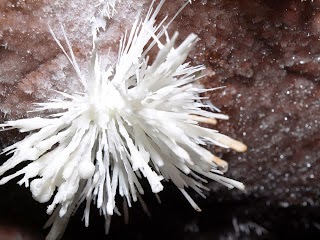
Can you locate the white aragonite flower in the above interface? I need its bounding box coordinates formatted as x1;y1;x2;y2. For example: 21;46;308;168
0;0;246;239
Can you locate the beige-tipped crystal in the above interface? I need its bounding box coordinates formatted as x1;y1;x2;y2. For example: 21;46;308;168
189;115;217;125
230;139;247;152
214;134;247;152
212;156;228;173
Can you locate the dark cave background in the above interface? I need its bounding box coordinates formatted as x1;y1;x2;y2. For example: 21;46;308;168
0;154;319;240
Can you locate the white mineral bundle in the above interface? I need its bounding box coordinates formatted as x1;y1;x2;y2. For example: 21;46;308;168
0;1;246;239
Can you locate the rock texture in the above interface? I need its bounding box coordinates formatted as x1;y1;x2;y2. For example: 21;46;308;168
166;0;320;207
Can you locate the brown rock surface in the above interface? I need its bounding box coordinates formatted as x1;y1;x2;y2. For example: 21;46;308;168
171;0;320;206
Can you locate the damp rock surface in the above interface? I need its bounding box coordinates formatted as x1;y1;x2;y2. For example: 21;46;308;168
164;0;320;206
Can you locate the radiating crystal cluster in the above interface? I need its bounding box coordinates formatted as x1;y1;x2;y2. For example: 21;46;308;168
0;1;246;239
